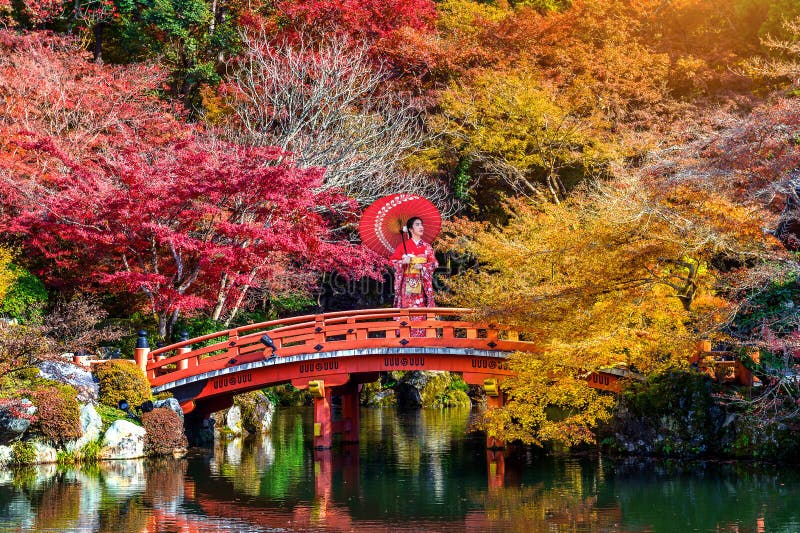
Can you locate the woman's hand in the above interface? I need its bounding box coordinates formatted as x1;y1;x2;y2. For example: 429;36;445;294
401;254;413;264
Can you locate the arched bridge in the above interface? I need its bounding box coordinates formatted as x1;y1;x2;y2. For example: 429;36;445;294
137;308;629;448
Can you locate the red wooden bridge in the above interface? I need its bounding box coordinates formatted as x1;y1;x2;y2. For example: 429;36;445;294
136;307;629;448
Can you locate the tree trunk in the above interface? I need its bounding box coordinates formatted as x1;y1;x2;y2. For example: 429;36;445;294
211;273;229;321
158;313;167;341
93;23;105;63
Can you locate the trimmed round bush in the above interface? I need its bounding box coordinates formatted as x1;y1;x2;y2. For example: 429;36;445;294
142;408;187;456
32;385;81;445
94;360;151;409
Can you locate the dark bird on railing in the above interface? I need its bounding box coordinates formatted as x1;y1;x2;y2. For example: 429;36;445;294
260;333;277;358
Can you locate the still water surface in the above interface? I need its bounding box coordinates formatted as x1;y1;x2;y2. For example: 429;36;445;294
1;407;800;532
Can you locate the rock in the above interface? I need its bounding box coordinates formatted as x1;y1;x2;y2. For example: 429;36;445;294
99;420;146;460
32;440;58;464
79;404;103;443
233;391;275;434
0;399;36;444
154;398;184;423
395;383;422;409
0;445;12;466
225;405;243;436
361;380;396;406
37;361;99;404
65;404;103;453
252;394;275;434
402;370;434;390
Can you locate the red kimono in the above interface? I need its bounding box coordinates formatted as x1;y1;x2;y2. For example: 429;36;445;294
390;239;438;309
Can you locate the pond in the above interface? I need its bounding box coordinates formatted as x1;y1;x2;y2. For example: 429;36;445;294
1;406;799;532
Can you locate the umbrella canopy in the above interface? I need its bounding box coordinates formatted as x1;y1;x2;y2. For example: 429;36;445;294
359;194;442;257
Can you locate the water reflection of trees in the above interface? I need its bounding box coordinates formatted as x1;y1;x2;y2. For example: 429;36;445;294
210;411;307;500
6;412;800;532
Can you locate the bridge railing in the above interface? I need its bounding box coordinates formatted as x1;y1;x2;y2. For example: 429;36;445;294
146;307;535;387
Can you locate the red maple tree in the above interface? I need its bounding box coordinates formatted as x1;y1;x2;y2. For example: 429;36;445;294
3;136;382;339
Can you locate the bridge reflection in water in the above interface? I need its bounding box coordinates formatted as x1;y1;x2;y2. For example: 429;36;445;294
1;407;793;532
143;408;626;533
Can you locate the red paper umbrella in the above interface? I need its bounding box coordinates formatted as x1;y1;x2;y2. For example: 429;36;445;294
359;194;442;257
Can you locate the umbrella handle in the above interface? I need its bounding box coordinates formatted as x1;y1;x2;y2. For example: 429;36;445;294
400;227;408;255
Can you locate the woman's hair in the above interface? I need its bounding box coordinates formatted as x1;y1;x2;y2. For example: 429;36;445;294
405;217;422;232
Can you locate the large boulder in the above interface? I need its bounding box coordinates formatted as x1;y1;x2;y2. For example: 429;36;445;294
37;361;99;404
99;420;146;460
0;398;36;444
361;381;396;407
32;440;58;464
226;405;244;435
0;445;12;466
65;404;103;453
154;398;184;423
233;391;275;434
253;397;275;434
214;405;245;438
395;383;422;409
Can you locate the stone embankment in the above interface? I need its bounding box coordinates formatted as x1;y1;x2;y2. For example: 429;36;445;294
0;361;220;465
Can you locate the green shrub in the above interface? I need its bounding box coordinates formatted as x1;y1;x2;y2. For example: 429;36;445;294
142;408;187;456
268;384;311;406
0;264;47;323
153;391;173;401
94;403;135;430
56;448;79;465
80;439;101;463
94;360;151;409
432;389;472;408
15;367;40;380
32;385;81;445
11;440;36;465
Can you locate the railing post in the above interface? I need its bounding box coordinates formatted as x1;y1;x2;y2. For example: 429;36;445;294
134;330;150;375
178;330;191;371
72;351;89;368
425;313;436;338
398;309;411;338
314;315;325;347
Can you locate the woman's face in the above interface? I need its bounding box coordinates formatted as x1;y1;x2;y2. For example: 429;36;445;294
410;219;424;238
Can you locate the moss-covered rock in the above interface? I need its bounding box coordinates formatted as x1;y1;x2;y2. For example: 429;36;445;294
233;391;275;434
725;415;800;461
605;370;730;457
419;372;472;408
361;380;396;406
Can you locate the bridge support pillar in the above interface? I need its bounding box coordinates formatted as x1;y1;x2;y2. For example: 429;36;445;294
484;379;505;449
313;383;333;449
340;382;360;443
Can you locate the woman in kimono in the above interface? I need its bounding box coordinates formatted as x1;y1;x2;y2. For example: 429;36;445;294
390;217;438;336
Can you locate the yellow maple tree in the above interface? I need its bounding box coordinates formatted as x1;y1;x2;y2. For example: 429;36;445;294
440;174;776;446
0;247;17;305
